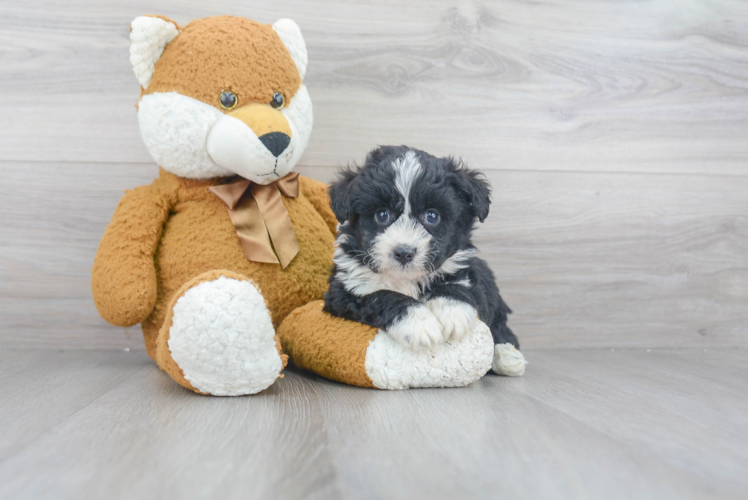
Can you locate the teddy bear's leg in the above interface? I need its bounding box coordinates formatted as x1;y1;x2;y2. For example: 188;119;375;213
277;301;495;390
155;270;287;396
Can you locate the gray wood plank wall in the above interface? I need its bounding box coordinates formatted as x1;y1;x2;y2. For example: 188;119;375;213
1;0;747;350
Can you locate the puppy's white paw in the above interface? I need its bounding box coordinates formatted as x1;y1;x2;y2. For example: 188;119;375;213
386;305;444;350
427;297;478;342
492;343;527;377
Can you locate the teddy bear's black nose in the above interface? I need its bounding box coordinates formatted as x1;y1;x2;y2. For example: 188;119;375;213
258;132;291;157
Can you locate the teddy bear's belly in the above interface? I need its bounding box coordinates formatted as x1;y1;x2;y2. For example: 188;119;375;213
145;195;335;345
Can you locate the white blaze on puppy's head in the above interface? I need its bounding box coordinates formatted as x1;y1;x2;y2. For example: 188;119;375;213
130;15;313;182
392;150;422;216
370;150;434;278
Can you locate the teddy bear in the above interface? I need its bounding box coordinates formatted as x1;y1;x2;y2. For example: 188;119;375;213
92;14;336;395
93;14;516;396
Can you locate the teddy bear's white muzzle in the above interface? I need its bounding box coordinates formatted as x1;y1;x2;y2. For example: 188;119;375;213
207;115;296;185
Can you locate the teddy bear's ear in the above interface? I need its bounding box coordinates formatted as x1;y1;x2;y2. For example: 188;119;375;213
272;19;308;79
130;15;180;89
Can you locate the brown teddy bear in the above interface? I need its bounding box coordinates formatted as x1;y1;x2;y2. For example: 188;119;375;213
93;14;508;396
93;15;337;395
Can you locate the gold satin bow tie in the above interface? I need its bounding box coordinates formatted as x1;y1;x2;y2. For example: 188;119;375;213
209;172;300;269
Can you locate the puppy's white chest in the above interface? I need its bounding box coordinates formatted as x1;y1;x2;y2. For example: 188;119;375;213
380;276;423;299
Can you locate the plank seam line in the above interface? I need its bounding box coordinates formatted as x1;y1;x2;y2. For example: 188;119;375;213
2;160;748;179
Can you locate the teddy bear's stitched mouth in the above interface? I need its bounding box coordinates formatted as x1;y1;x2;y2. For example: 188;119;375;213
256;158;281;178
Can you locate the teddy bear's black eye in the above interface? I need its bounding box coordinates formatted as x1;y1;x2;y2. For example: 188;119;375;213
219;91;237;110
375;209;390;224
423;210;440;225
270;92;285;109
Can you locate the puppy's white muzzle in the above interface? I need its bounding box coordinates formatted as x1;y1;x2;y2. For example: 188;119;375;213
373;216;433;278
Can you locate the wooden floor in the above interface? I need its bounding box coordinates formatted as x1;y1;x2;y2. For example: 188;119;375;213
0;347;746;500
1;1;747;498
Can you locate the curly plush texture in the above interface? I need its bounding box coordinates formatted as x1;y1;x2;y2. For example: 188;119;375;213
278;301;495;390
366;321;494;390
94;14;336;395
137;92;230;179
92;170;337;363
165;273;284;395
278;301;378;388
130;16;180;89
144;16;301;109
91;180;170;327
272;19;308;78
155;270;289;394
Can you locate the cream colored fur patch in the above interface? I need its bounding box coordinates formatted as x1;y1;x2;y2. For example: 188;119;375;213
492;343;527;377
168;276;282;395
365;320;494;390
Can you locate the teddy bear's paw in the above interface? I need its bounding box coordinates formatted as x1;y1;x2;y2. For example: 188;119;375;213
386;304;444;351
426;297;478;343
167;276;283;396
492;343;527;377
366;320;495;390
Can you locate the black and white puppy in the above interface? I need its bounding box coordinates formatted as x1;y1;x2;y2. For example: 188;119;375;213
324;146;525;375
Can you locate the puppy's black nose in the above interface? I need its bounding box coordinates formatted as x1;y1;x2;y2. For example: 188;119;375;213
258;132;291;157
392;246;416;265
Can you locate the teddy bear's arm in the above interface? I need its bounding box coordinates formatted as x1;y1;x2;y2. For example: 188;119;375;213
299;176;338;236
91;183;173;327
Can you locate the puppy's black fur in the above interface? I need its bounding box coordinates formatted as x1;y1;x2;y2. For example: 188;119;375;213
323;145;519;349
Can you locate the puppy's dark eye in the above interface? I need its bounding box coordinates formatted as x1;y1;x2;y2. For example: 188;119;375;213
219;91;238;110
423;210;440;225
270;92;285;109
375;209;390;224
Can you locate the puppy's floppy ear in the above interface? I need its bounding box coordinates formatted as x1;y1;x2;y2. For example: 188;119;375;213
328;168;359;223
452;164;492;222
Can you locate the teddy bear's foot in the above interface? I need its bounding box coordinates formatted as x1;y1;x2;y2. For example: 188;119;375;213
278;301;495;390
156;270;286;396
491;343;527;377
365;321;495;390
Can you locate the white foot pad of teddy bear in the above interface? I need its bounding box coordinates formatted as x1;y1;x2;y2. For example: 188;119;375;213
364;321;495;390
168;276;283;396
